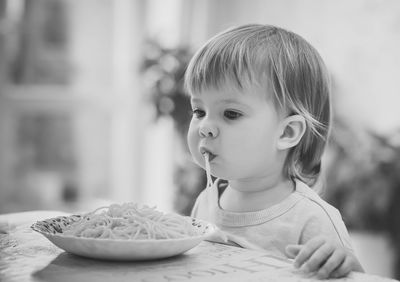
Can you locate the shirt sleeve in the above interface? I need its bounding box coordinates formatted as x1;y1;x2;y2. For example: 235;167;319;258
190;193;201;218
295;180;355;252
299;205;354;252
189;180;220;221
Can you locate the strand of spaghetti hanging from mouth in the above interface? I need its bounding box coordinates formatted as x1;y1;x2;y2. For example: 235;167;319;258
203;152;213;188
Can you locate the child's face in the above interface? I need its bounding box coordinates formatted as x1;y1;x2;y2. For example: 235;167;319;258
187;84;285;181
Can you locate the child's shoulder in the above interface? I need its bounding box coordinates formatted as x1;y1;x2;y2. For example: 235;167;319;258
294;179;343;223
295;180;334;206
293;179;353;248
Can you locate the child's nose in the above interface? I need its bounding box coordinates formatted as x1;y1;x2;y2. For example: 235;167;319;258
199;121;219;138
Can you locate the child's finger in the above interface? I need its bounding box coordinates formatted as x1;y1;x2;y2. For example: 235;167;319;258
316;249;346;279
294;237;325;268
285;244;302;258
300;242;335;273
330;256;354;278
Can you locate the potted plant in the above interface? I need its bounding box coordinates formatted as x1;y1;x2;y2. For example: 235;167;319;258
141;40;206;216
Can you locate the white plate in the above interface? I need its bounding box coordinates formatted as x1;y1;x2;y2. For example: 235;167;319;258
31;214;216;261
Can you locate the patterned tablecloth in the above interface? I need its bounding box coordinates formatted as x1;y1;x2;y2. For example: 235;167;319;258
0;211;398;282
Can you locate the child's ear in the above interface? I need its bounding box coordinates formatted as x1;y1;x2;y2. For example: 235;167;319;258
277;115;306;150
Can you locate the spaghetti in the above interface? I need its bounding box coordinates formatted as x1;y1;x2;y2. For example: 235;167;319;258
62;203;198;240
204;152;213;188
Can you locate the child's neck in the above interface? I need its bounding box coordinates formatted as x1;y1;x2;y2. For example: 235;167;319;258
219;176;295;212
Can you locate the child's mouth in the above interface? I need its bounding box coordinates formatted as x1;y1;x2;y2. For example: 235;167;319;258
200;148;216;161
206;153;216;162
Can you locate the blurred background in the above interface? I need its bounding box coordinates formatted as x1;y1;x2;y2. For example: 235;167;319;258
0;0;399;279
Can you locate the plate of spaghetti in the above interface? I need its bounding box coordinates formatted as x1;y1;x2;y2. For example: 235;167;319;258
31;203;216;260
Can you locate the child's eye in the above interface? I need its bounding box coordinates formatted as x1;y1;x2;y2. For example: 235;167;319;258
192;109;205;118
224;110;242;120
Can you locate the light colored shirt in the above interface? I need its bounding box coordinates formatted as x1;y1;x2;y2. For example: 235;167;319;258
191;178;354;259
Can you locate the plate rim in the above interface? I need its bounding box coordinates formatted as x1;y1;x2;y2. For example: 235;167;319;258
31;215;216;243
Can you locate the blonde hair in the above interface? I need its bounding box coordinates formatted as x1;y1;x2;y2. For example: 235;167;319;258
185;24;331;187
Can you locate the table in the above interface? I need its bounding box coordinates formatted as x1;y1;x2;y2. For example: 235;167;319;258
0;211;398;282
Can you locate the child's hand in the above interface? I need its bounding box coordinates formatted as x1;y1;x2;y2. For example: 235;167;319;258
286;236;364;279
